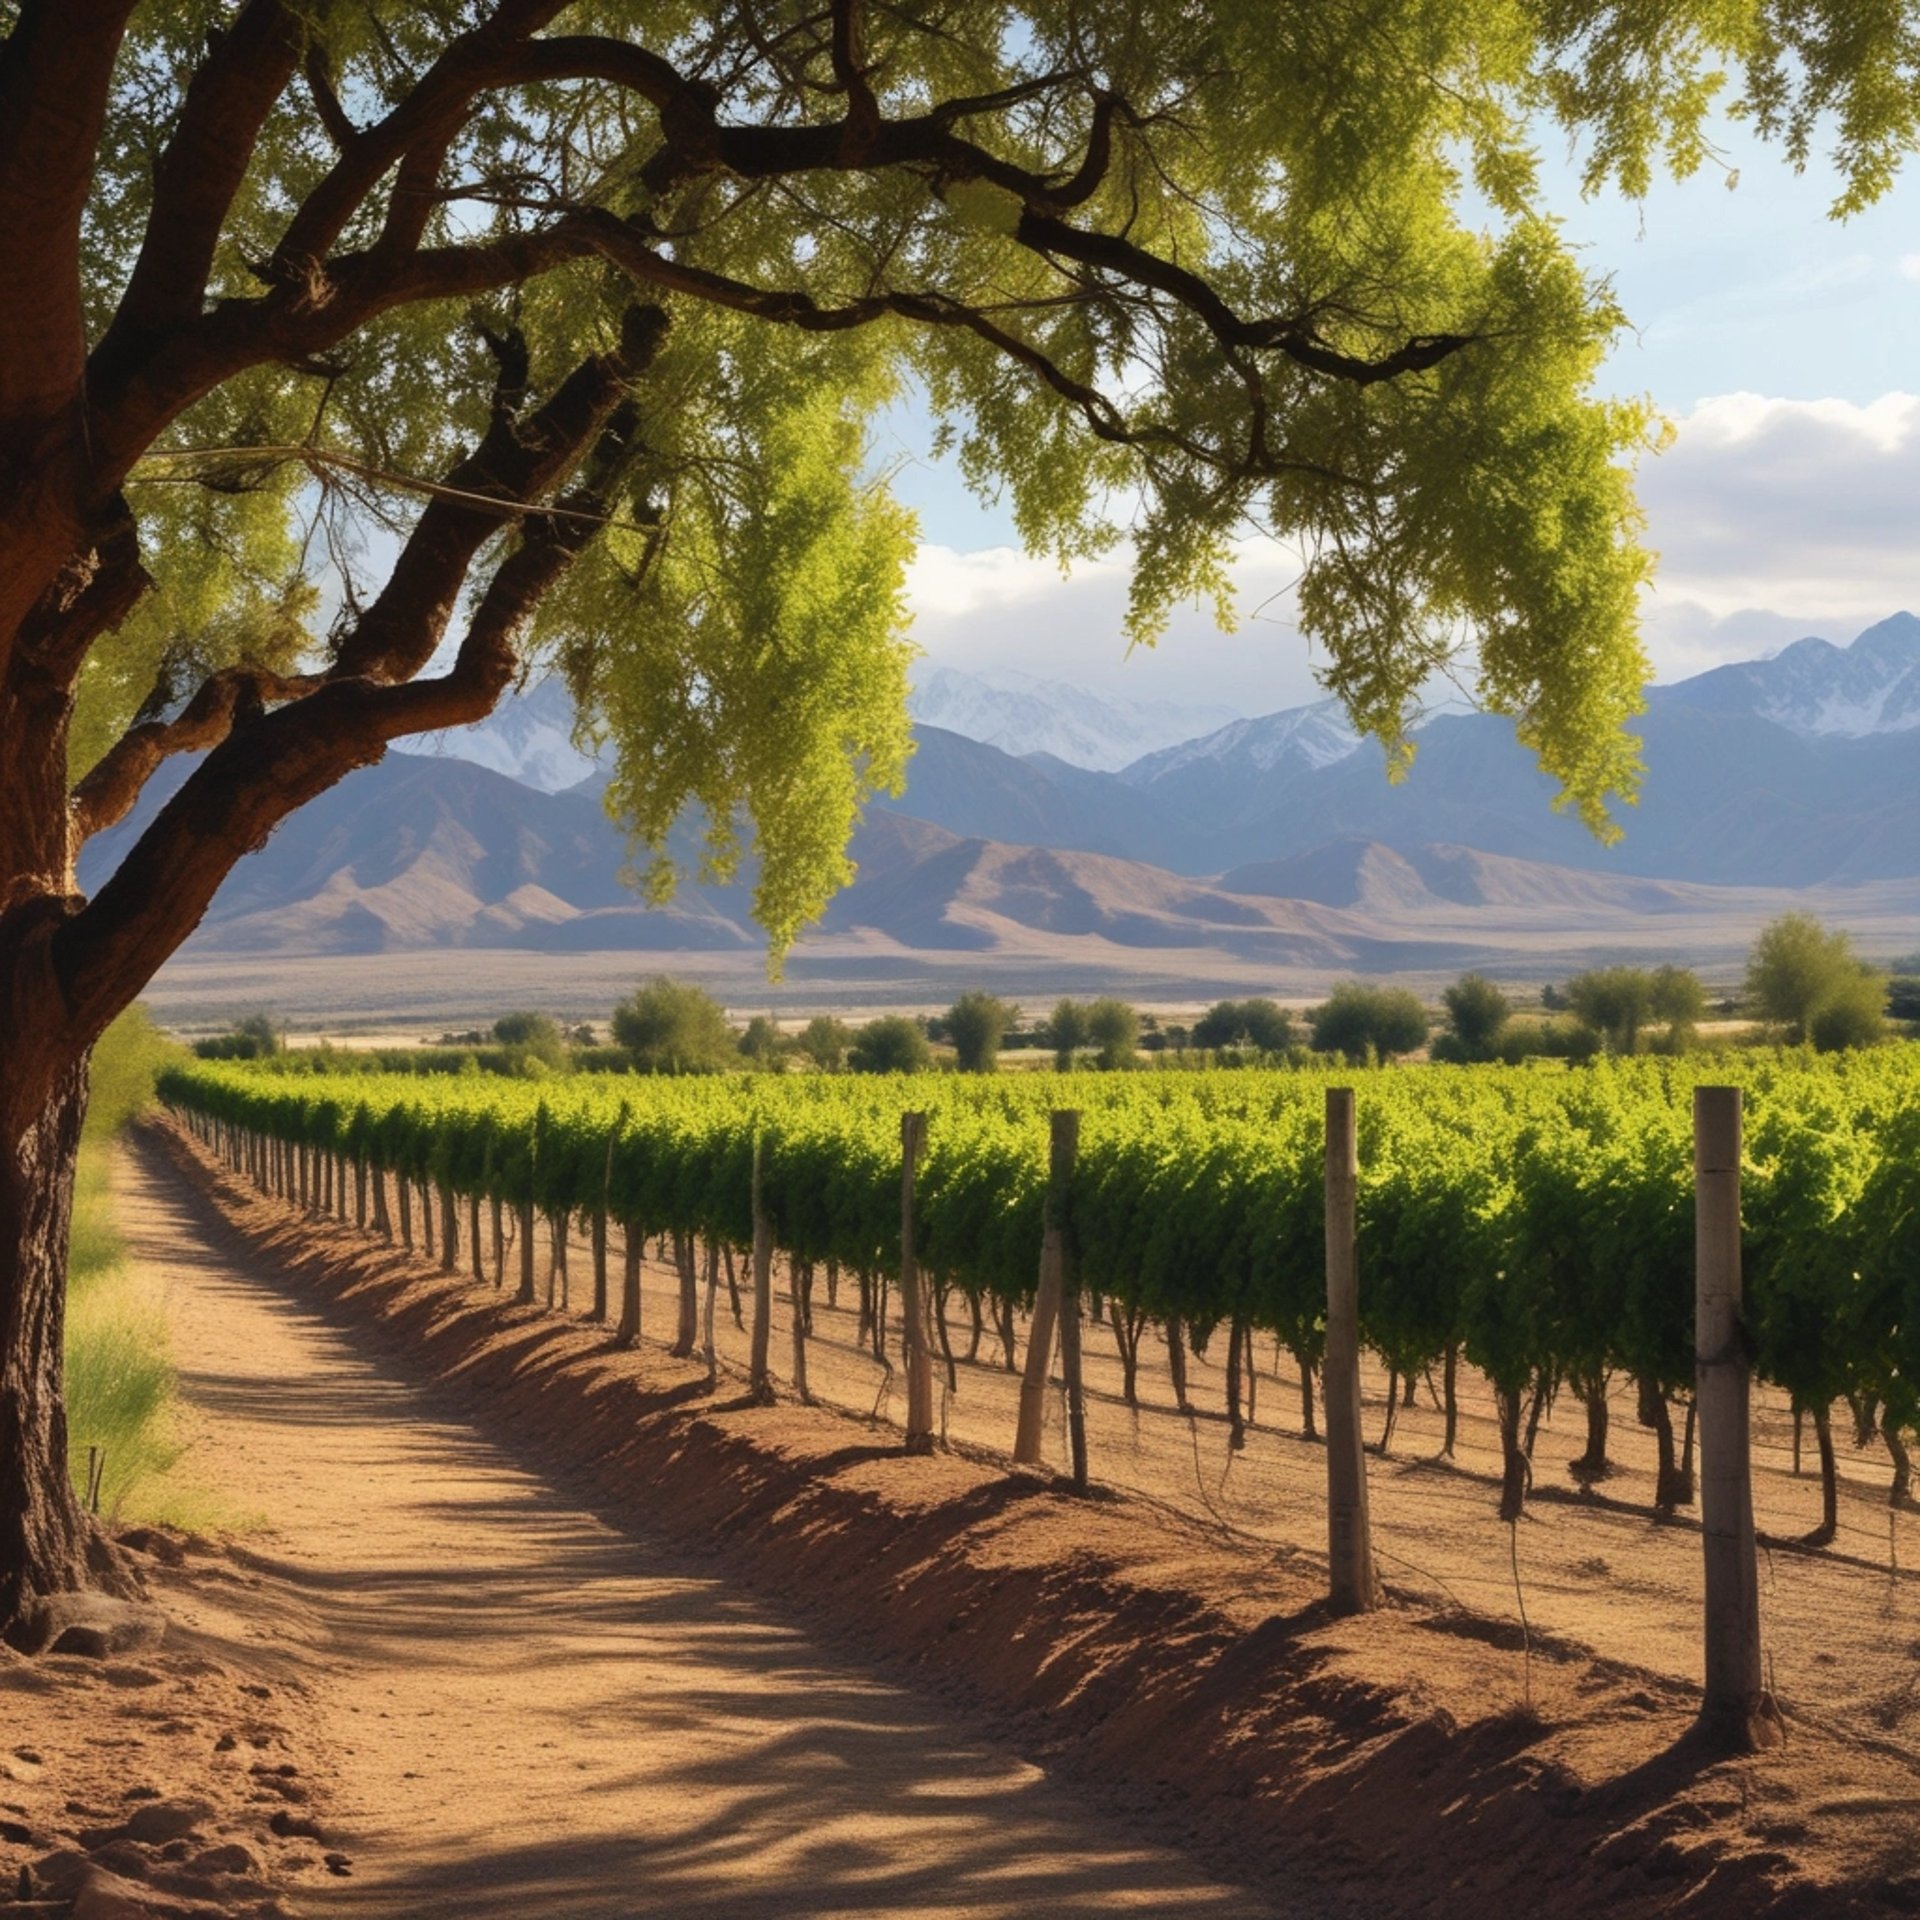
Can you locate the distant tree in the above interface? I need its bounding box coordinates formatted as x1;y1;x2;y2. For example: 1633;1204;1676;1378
1436;974;1510;1062
1809;972;1887;1052
849;1016;934;1075
1048;1000;1092;1071
1541;982;1569;1011
738;1016;788;1070
1748;913;1885;1049
1499;1017;1602;1065
193;1013;281;1062
612;978;736;1075
946;992;1018;1074
1310;984;1430;1063
1086;998;1141;1071
1648;965;1708;1048
1564;966;1655;1054
491;1011;567;1067
795;1015;853;1074
1193;998;1296;1055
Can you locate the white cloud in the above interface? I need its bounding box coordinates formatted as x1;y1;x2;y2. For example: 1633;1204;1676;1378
1899;254;1920;283
1638;390;1920;674
903;389;1920;716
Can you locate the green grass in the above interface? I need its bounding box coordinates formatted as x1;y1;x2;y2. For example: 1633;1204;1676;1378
61;1007;240;1531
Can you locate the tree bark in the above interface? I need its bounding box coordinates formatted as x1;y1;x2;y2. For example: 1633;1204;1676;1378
1166;1316;1191;1414
670;1231;697;1358
1888;1422;1914;1509
1802;1400;1839;1548
1496;1386;1531;1522
1569;1372;1612;1484
616;1224;643;1348
1440;1342;1457;1457
0;1056;107;1637
1639;1376;1683;1516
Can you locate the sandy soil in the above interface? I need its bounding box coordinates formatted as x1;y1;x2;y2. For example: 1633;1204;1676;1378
615;1233;1920;1755
110;1133;1302;1919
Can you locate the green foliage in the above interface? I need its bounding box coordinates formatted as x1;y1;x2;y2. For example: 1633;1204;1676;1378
1084;999;1141;1072
1046;1001;1092;1072
1561;963;1707;1053
1310;985;1430;1063
946;992;1018;1074
1436;974;1511;1062
795;1015;854;1074
1192;999;1297;1055
1748;913;1885;1049
849;1017;934;1076
163;1044;1920;1465
610;977;736;1074
738;1016;789;1070
85;1006;181;1141
72;0;1877;981
192;1014;280;1062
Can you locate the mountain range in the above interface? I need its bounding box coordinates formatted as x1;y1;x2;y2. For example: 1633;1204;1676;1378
85;614;1920;987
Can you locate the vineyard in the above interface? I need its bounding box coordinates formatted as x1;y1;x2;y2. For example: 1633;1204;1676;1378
159;1050;1920;1542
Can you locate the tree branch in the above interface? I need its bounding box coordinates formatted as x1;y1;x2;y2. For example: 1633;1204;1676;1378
94;1;306;368
68;664;325;844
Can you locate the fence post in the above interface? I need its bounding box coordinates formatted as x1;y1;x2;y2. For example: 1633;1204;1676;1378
1014;1111;1079;1468
1324;1087;1379;1614
900;1112;935;1453
749;1133;774;1403
1694;1086;1783;1749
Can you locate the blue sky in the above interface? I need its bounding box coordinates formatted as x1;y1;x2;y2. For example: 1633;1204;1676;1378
892;118;1920;713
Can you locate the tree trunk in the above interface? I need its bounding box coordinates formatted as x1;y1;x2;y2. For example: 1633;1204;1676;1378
1111;1299;1140;1407
1638;1375;1682;1515
1887;1422;1914;1509
1440;1343;1457;1457
749;1140;774;1405
1803;1400;1839;1548
995;1298;1017;1371
1569;1373;1612;1483
590;1209;609;1324
438;1183;458;1273
1226;1312;1248;1451
1166;1316;1191;1414
701;1239;720;1387
1496;1386;1530;1522
967;1291;984;1363
517;1199;536;1305
724;1241;744;1331
670;1231;697;1358
468;1191;484;1283
616;1226;643;1347
398;1174;413;1251
491;1194;505;1287
0;1059;105;1637
1678;1397;1698;1506
1378;1364;1399;1457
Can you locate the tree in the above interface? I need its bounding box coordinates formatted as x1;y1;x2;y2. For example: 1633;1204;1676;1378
1085;999;1141;1071
794;1015;853;1074
611;978;735;1074
1436;974;1510;1062
492;1011;567;1067
1649;965;1708;1048
1048;1001;1092;1072
1192;998;1295;1055
1;0;1905;1639
946;992;1017;1074
1748;914;1885;1049
1564;966;1655;1053
191;1014;280;1061
738;1015;788;1069
1310;985;1430;1063
848;1016;933;1075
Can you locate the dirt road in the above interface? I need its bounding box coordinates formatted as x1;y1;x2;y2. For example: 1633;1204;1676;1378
119;1135;1296;1919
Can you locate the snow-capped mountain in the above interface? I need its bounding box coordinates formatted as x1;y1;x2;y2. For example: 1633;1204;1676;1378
410;673;599;793
1653;611;1920;737
1116;697;1362;786
907;664;1241;771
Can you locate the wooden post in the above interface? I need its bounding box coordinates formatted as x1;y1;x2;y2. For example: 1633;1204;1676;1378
900;1112;934;1453
1014;1111;1079;1468
1694;1087;1783;1749
749;1136;775;1401
1324;1088;1379;1614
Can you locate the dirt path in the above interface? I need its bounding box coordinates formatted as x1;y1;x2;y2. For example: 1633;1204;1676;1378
118;1136;1298;1919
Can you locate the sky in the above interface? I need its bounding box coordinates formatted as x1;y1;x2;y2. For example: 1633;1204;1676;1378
886;117;1920;715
